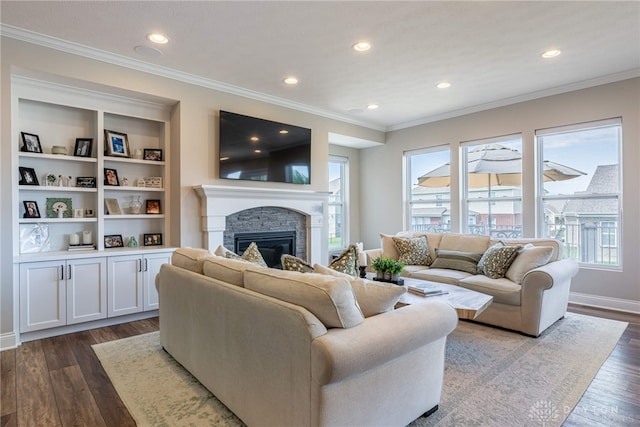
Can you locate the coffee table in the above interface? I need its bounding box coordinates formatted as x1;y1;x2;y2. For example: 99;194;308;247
394;277;493;320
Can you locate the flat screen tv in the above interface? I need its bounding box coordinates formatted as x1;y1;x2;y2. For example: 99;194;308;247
219;110;311;184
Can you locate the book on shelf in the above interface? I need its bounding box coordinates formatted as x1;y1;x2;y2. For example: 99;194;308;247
68;244;95;251
407;282;449;297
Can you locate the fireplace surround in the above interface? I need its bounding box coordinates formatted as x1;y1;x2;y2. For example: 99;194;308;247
194;185;330;265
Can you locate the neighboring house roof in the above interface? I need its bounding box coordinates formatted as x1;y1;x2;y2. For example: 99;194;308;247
563;164;619;215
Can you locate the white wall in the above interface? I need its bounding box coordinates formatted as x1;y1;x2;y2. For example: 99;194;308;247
0;37;384;338
359;78;640;312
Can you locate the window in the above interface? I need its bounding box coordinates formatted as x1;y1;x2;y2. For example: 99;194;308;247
328;156;347;250
461;135;523;238
536;118;621;266
405;147;451;233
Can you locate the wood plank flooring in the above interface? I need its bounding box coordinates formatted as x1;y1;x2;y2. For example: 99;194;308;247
1;308;638;426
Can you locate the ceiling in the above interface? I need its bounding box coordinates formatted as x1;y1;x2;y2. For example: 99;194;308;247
1;1;639;131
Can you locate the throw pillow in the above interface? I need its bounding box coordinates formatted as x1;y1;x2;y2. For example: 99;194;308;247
505;244;554;284
392;236;433;266
328;244;359;277
225;242;268;267
244;268;364;328
477;242;522;279
430;248;483;274
281;254;313;273
202;256;258;286
171;247;212;274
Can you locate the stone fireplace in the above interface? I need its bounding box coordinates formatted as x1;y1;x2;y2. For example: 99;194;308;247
194;185;330;265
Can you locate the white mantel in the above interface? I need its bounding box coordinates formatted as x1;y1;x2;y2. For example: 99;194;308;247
194;185;330;265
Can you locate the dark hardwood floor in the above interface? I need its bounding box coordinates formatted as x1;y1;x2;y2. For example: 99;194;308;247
1;307;638;426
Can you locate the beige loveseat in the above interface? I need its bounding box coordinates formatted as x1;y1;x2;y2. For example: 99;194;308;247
157;248;458;427
365;232;579;337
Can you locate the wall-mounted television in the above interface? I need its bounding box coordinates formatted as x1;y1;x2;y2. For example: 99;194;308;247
219;110;311;184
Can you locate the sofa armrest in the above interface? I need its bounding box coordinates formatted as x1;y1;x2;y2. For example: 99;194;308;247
521;258;579;294
364;248;382;272
311;301;457;385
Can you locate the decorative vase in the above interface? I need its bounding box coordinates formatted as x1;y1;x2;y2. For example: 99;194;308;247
391;273;399;282
376;271;384;280
384;271;392;280
127;236;138;247
130;196;142;214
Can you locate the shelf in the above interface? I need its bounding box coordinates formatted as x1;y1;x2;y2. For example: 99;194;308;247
19;217;98;224
103;156;165;166
19;185;97;193
19;152;97;163
104;214;165;220
103;186;164;192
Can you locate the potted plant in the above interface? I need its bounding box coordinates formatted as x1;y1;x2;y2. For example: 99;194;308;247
371;257;405;282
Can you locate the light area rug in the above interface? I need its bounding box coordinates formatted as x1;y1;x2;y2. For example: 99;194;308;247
92;313;627;427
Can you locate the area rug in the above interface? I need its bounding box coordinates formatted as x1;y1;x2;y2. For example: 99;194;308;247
92;313;627;427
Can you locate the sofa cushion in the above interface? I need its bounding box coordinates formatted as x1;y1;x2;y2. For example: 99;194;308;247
392;236;433;266
202;256;257;286
380;233;401;260
313;264;406;318
244;268;365;328
328;244;359;276
225;242;268;267
281;254;314;273
491;238;562;262
410;268;473;285
505;244;554;284
430;249;483;274
478;242;522;279
438;233;490;253
458;275;522;306
171;247;212;274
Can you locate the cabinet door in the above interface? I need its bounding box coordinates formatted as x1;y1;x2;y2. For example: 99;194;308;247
107;255;143;317
20;261;66;332
66;257;107;324
143;252;171;310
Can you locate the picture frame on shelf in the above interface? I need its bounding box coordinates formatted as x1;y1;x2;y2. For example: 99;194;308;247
144;233;163;246
20;132;42;153
104;234;124;248
76;176;96;188
104;130;130;158
85;209;95;217
143;148;163;161
45;198;73;219
144;176;162;188
73;138;93;157
23;201;41;218
104;168;120;186
104;198;122;215
145;199;161;214
19;167;39;186
73;208;84;218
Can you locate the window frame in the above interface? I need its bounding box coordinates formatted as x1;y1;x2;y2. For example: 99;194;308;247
328;155;348;250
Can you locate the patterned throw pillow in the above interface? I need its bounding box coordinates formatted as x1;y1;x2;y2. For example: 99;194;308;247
478;242;522;279
225;242;268;267
328;244;359;277
281;254;313;273
430;248;483;274
392;236;433;266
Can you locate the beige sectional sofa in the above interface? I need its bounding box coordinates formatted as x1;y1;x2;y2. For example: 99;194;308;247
365;232;579;337
157;248;458;427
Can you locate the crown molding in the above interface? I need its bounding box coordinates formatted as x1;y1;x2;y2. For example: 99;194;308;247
0;24;386;132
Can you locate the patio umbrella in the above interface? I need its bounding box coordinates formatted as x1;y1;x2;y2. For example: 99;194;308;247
417;144;585;188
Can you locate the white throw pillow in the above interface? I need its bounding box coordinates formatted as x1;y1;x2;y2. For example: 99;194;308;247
171;247;212;274
505;244;554;284
202;256;257;286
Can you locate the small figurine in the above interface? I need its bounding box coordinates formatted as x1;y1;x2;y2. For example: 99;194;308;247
122;177;129;186
58;175;64;187
127;236;138;247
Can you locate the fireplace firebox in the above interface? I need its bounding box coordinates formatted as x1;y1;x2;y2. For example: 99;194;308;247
234;231;296;269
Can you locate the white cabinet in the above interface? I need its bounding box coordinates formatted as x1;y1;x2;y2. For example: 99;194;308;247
20;257;107;332
142;251;171;310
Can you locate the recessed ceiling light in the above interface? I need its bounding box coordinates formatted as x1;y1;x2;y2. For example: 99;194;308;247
254;149;262;153
367;103;379;110
542;49;562;59
279;130;289;134
436;82;451;89
250;136;259;142
353;41;371;52
284;77;299;85
147;33;169;44
220;157;230;161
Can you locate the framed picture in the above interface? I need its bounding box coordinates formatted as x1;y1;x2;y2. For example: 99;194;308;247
145;199;161;214
21;132;42;153
144;176;163;188
143;148;163;161
23;201;41;218
104;198;122;215
85;209;95;217
46;198;73;218
144;233;163;246
73;208;84;218
104;130;130;158
104;168;120;186
104;234;124;248
74;138;93;157
76;176;96;188
18;167;39;186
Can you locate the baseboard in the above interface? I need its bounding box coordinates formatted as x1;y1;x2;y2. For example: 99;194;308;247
0;332;18;351
569;292;640;315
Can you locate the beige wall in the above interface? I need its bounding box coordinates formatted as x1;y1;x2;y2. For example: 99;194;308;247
360;78;640;310
0;37;383;337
